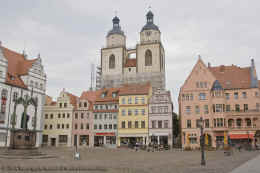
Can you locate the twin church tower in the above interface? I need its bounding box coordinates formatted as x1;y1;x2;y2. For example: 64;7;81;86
99;10;166;90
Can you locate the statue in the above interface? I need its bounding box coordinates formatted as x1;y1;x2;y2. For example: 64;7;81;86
20;112;30;130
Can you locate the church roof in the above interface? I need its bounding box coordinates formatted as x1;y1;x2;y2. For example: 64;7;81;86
124;59;136;67
141;10;160;32
1;46;37;88
107;16;125;37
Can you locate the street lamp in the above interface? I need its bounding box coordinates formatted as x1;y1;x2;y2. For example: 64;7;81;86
198;117;206;166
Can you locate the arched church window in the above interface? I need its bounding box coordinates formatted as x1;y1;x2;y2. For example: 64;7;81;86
109;54;115;69
145;49;152;66
1;89;8;115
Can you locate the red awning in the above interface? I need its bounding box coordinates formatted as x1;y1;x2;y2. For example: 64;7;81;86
229;134;254;139
95;132;115;136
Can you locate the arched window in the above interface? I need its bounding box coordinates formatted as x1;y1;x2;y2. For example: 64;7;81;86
145;49;152;66
1;89;8;116
109;54;115;69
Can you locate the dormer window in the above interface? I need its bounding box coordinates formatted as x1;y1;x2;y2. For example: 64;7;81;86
112;92;117;98
101;92;107;98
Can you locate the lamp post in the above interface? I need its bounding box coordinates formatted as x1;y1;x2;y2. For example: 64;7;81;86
199;117;206;166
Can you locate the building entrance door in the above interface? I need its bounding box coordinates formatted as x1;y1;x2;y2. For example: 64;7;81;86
51;138;56;146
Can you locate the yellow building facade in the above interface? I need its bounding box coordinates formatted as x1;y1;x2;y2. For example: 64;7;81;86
117;83;152;147
42;89;78;147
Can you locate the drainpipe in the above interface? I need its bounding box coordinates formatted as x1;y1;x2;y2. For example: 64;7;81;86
5;86;13;147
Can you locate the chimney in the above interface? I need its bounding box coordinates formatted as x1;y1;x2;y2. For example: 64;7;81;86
208;62;211;68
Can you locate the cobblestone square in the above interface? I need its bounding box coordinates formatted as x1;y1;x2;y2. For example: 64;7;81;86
0;148;259;173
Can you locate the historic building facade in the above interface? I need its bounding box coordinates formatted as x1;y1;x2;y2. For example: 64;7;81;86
100;10;165;91
179;57;260;149
72;91;96;147
117;83;152;147
93;88;119;148
0;43;46;147
42;89;78;147
148;89;173;146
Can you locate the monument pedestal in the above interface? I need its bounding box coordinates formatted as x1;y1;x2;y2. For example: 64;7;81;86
9;129;36;149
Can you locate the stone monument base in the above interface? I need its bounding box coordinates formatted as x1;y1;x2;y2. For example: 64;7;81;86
9;129;36;149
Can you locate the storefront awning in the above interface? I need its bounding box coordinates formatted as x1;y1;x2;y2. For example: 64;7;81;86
229;134;254;139
95;132;115;136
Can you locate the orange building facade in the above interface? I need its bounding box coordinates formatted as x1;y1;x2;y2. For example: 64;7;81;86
179;57;260;149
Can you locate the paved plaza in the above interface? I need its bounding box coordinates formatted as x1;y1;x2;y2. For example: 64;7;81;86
0;147;259;173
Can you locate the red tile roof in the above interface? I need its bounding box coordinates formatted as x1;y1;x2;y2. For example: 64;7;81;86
80;90;98;102
119;82;151;96
124;59;136;67
65;92;79;107
209;65;251;89
1;46;37;88
95;87;120;103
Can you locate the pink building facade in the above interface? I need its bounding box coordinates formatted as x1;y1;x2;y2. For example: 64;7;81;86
149;89;173;146
179;57;260;149
72;91;96;147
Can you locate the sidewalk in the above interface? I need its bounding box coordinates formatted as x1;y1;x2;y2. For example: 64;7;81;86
230;153;260;173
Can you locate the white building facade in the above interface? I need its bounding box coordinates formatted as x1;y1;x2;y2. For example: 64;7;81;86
0;43;46;147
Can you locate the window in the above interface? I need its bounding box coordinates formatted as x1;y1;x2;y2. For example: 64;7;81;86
99;114;102;119
99;124;102;129
141;121;145;128
113;114;117;119
67;113;70;118
84;102;87;107
200;82;203;88
195;105;200;114
141;109;145;115
199;93;206;100
152;121;156;128
104;124;107;129
81;113;84;119
135;97;138;104
122;121;125;128
109;124;112;129
94;124;97;130
62;113;65;118
44;124;48;130
204;105;209;114
257;103;260;111
58;114;61;118
205;119;209;128
255;92;259;97
59;135;68;143
135;121;138;128
66;124;69;129
135;109;138;115
64;103;67;108
62;124;64;129
113;124;117;129
244;104;248;111
13;92;18;101
158;120;162;128
86;123;89;129
122;109;126;116
145;49;152;66
226;105;231;112
128;97;132;104
141;97;145;104
109;114;112;119
242;92;247;99
196;82;199;88
49;124;53;129
215;104;223;112
57;124;60;129
164;120;169;128
235;104;240;112
59;103;62;108
187;120;191;128
80;123;84;129
1;89;7;115
45;114;48;119
109;54;115;69
128;121;132;128
112;92;117;98
104;114;107;119
122;98;126;104
190;94;193;100
50;114;53;119
128;109;132;116
94;114;97;119
196;119;201;128
225;93;230;100
42;135;48;143
236;119;242;128
204;82;207;88
234;92;238;99
151;106;156;113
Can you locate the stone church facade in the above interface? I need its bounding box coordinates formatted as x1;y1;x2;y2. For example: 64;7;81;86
0;42;46;147
100;11;166;91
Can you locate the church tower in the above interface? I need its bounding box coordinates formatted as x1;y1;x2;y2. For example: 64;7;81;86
136;10;165;90
101;16;126;88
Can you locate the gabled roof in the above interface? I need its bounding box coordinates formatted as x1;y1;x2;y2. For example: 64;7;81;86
80;90;97;102
125;59;136;67
119;82;151;96
95;87;120;103
209;65;251;89
1;46;37;88
65;92;78;107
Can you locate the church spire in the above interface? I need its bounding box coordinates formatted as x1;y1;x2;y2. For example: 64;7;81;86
107;14;125;37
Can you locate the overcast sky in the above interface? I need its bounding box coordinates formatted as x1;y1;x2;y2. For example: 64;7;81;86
1;0;259;113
